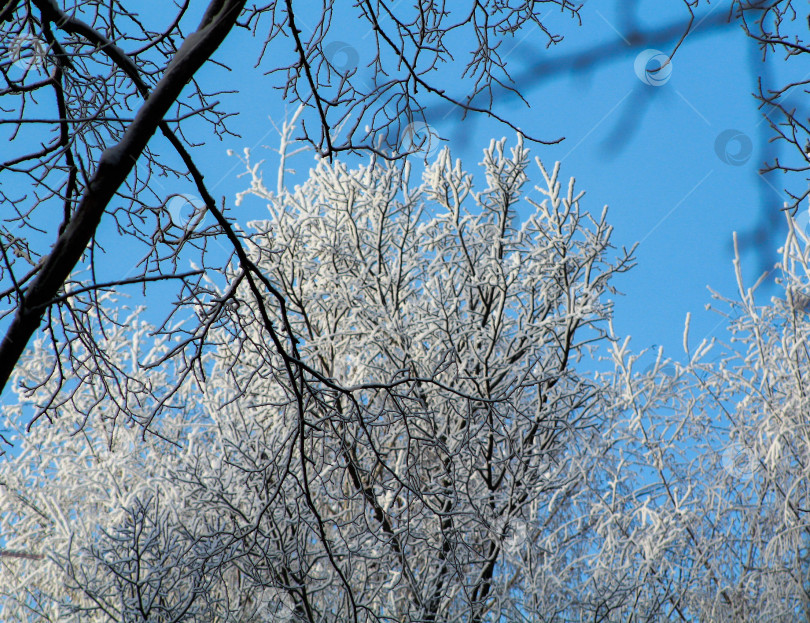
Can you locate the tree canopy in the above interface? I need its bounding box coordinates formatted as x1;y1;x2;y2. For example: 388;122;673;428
3;137;810;620
2;1;810;621
2;0;807;423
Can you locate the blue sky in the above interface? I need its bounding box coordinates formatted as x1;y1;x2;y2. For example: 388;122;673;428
163;2;783;371
2;6;806;606
2;2;793;406
0;0;802;591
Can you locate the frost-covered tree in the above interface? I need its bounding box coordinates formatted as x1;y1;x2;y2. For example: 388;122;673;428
587;212;810;621
0;140;635;622
0;0;584;413
5;128;810;621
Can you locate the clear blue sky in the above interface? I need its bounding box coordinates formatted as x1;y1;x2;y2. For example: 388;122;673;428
0;1;799;590
160;2;781;371
2;3;789;405
0;2;800;589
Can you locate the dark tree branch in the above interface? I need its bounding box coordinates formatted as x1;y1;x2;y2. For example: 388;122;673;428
0;0;246;394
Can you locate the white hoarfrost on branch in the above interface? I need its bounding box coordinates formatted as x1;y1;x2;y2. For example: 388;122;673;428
589;212;810;621
4;138;810;621
0;138;634;622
